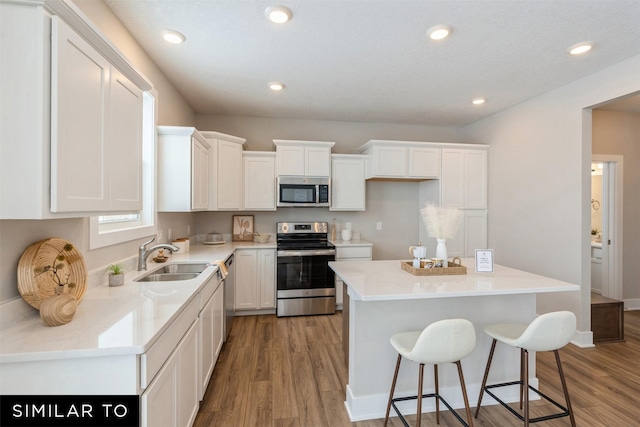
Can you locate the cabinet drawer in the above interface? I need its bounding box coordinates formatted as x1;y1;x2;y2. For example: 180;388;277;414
141;296;199;389
336;246;372;260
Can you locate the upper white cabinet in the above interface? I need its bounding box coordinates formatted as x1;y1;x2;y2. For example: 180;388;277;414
359;140;441;180
331;154;367;211
243;152;276;210
274;140;335;177
1;1;151;219
441;148;488;209
157;127;210;212
201;131;246;211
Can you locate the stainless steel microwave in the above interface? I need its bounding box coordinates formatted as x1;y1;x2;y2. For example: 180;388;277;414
277;176;330;207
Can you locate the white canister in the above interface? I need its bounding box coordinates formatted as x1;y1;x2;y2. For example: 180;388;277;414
341;229;352;241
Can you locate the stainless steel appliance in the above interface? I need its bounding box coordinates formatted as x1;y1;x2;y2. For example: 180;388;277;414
224;254;235;339
277;176;330;207
276;221;336;317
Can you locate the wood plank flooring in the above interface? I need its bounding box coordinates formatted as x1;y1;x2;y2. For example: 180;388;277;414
195;311;640;426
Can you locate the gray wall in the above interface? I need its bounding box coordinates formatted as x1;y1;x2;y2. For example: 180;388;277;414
592;109;640;300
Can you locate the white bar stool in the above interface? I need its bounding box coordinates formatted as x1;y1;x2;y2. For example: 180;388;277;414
383;318;476;427
475;311;577;426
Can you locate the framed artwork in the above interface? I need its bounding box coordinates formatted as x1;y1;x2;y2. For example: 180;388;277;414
232;215;254;241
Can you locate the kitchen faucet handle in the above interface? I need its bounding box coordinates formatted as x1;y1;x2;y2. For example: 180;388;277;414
140;236;156;249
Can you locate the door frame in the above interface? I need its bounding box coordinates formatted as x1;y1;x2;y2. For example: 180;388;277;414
592;155;623;300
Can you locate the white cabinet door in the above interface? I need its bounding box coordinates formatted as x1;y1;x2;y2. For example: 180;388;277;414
441;149;487;209
109;68;143;211
258;249;276;309
408;147;440;178
235;250;258;310
212;280;225;360
217;139;243;210
372;145;406;177
243;153;276;210
463;210;487;257
276;145;305;176
141;349;178;427
177;321;199;427
51;17;110;212
305;146;332;177
199;294;214;401
234;249;276;311
331;155;366;211
191;137;210;210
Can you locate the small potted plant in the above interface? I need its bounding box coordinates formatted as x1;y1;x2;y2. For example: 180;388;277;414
105;262;125;287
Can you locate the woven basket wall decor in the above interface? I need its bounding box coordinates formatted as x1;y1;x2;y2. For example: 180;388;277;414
17;238;87;310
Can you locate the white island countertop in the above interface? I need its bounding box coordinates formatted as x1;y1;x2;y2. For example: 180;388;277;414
329;258;579;301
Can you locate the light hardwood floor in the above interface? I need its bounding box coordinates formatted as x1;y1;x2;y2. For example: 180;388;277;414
195;311;640;426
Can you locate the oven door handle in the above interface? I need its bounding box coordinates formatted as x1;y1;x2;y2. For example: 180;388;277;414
277;249;336;257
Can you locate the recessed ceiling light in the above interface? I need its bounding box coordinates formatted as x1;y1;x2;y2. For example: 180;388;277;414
427;24;452;41
472;98;486;105
162;29;186;44
568;42;594;55
269;82;285;91
265;5;292;24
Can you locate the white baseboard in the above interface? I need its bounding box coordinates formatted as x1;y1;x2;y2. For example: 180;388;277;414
571;330;595;348
623;299;640;310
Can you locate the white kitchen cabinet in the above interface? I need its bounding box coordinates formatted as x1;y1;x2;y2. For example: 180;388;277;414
243;152;276;210
359;140;441;180
437;210;487;258
235;249;276;312
200;131;246;211
334;244;372;307
441;148;487;209
198;275;224;400
1;1;151;219
330;154;367;211
273;140;335;177
141;319;198;427
157;126;210;212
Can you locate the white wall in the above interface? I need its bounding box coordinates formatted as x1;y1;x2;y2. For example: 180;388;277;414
461;54;640;343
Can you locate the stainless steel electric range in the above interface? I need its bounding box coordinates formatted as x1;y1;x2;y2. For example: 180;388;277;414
276;222;336;317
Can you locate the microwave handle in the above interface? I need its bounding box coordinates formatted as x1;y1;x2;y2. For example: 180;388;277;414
315;185;320;204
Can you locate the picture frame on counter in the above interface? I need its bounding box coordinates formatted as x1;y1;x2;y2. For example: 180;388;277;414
475;249;494;272
232;215;254;241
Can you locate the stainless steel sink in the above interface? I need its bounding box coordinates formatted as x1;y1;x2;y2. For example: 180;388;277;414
152;263;210;274
135;272;200;282
134;263;211;282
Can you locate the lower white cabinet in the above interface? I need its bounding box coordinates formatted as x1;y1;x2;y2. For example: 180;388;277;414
198;277;224;400
235;249;276;311
334;244;372;307
142;319;199;427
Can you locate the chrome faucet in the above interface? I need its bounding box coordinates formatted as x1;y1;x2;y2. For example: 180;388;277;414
137;236;180;271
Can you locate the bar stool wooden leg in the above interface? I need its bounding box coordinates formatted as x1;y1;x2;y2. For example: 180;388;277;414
555;350;576;427
520;348;525;409
475;338;497;418
384;354;402;427
417;363;425;427
455;361;474;427
434;364;440;424
524;349;529;427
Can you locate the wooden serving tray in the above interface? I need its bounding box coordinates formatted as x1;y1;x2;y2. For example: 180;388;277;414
400;260;467;276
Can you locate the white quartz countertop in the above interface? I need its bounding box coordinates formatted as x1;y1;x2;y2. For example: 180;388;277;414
0;241;276;363
329;258;579;301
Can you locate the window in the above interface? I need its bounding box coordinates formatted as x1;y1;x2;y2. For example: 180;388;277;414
89;90;157;249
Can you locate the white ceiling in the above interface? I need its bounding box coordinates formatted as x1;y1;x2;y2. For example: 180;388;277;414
101;0;640;127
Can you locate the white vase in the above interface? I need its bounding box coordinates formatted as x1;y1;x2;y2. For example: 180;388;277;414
435;239;448;266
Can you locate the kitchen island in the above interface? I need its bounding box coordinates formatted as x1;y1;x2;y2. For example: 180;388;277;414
329;258;580;422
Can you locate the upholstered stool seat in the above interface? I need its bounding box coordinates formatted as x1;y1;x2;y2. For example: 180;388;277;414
384;318;476;427
475;311;577;427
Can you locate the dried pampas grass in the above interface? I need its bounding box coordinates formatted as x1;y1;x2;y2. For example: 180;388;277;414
420;203;463;240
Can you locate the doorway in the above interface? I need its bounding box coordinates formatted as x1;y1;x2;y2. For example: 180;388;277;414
590;156;623;300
